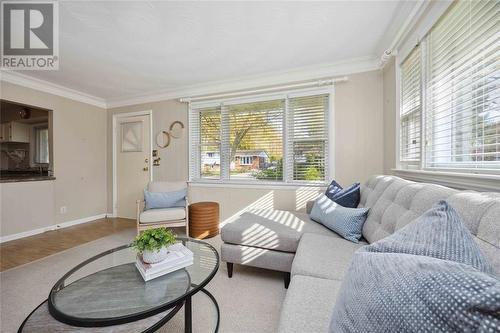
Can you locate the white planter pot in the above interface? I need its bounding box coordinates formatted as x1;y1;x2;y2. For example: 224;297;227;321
142;247;169;264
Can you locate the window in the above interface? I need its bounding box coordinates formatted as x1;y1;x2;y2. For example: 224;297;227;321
228;100;284;180
198;107;221;179
400;45;421;163
189;92;330;183
288;95;329;181
399;0;499;174
239;156;253;165
34;126;49;164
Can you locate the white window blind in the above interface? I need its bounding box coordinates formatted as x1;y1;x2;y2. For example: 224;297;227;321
189;106;221;179
398;0;500;174
425;0;500;171
400;45;422;162
288;94;329;181
189;91;330;183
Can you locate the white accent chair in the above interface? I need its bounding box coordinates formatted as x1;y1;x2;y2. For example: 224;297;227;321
136;181;189;235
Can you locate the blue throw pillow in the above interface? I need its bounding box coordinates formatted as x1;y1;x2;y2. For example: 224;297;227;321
310;194;369;243
329;201;500;333
144;188;186;210
325;180;360;208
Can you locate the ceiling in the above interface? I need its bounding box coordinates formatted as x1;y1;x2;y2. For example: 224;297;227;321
7;1;418;106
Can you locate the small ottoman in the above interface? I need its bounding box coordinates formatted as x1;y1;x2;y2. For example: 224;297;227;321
189;202;220;239
220;209;331;288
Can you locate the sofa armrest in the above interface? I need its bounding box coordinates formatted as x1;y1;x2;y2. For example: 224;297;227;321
306;200;315;214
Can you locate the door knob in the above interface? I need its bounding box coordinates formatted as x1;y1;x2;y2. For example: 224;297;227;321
143;166;149;171
145;158;149;163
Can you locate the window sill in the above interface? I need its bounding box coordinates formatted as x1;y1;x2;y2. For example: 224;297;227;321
188;180;327;190
392;169;500;192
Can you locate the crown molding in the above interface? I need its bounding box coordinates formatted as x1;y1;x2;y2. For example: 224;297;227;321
106;56;380;108
0;70;107;108
1;55;380;110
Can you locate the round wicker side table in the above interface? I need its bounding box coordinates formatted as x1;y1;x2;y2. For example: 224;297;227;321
189;202;220;239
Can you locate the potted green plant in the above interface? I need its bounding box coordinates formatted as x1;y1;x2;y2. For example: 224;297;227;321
132;228;177;264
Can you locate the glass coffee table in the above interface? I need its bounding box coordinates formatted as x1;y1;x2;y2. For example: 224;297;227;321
19;238;219;333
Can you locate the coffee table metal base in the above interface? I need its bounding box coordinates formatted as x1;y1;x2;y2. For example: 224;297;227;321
184;286;220;333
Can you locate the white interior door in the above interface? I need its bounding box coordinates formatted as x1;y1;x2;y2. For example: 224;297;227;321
115;114;151;219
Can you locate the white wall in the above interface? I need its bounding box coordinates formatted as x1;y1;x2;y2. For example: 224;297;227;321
334;70;384;185
383;57;397;174
0;82;107;238
108;69;384;221
0;181;55;238
189;185;323;222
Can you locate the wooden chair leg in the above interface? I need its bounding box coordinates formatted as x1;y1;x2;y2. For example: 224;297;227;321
284;272;291;289
227;262;233;278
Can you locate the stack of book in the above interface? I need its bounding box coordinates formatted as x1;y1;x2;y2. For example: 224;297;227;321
136;243;194;281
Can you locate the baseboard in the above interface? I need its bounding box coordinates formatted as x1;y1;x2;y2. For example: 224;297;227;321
0;213;107;243
54;213;107;230
0;226;52;244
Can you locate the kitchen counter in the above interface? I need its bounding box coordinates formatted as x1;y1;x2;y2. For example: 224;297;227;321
0;171;55;183
0;175;56;183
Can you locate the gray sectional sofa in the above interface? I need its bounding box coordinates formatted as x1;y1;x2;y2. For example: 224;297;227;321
220;175;500;332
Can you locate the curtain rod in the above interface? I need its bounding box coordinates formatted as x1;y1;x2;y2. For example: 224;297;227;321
379;0;429;67
179;76;348;103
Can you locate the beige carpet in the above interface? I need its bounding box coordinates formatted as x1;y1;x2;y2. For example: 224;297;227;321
0;228;286;333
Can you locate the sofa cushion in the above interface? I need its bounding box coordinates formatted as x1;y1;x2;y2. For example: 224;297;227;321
310;194;369;243
325;180;360;208
221;243;295;273
359;175;500;274
291;233;366;280
365;200;494;273
446;191;500;274
221;209;335;253
139;207;186;223
329;200;500;332
278;275;341;333
361;177;456;243
144;188;186;210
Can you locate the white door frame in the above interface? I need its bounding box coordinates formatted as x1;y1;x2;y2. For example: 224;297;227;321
112;110;153;217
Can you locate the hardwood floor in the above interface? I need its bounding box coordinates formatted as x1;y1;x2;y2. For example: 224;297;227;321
0;218;135;272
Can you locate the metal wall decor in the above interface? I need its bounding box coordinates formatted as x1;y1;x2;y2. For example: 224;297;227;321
169;121;185;139
156;131;171;148
156;121;185;148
